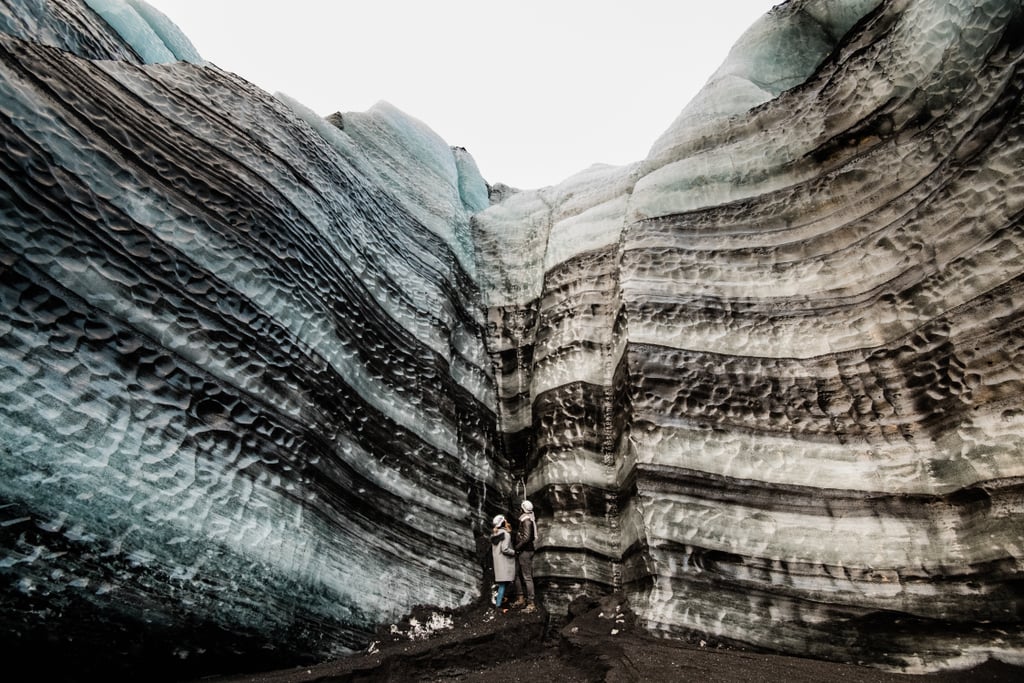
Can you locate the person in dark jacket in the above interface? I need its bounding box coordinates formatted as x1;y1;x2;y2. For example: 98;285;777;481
490;514;516;610
511;500;538;612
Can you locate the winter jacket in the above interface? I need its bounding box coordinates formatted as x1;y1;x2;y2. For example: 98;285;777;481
515;513;537;553
490;526;516;582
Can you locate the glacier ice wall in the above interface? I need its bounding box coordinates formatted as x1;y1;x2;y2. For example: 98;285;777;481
0;1;500;679
479;0;1024;673
2;0;1024;679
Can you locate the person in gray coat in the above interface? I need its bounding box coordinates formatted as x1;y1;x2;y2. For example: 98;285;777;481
490;514;517;609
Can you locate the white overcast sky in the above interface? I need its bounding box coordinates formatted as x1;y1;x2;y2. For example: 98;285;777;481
151;1;781;189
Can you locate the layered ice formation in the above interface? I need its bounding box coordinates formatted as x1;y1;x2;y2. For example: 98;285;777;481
2;0;1023;679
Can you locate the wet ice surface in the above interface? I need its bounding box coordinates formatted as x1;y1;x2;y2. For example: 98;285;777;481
2;0;1024;681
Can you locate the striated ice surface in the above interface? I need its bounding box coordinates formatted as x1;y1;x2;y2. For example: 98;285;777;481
83;0;200;64
2;0;1024;680
122;0;202;62
0;3;498;680
646;0;885;169
478;0;1024;675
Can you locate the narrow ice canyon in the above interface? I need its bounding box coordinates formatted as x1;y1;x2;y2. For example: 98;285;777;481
1;0;1023;679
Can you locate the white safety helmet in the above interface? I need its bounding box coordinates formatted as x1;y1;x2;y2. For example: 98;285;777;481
492;514;505;527
521;500;533;512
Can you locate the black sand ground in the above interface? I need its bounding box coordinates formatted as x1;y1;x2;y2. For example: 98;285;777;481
192;594;1023;683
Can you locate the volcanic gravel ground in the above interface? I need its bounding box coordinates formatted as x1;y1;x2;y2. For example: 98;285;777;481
194;594;1024;682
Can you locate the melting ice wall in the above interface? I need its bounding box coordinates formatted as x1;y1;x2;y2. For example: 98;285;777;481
0;0;500;679
478;0;1024;673
2;0;1024;680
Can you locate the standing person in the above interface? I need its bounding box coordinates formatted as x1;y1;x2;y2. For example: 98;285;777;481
489;514;516;611
512;500;538;612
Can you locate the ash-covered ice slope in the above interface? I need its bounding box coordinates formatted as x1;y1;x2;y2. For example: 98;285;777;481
0;0;499;680
480;0;1024;673
2;0;1024;680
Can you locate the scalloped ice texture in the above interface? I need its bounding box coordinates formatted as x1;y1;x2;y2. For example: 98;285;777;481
0;0;141;59
0;2;496;679
121;0;202;62
477;0;1024;675
83;0;200;63
645;0;886;168
2;0;1024;681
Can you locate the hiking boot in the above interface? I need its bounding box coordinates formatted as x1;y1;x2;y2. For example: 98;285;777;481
510;596;526;608
524;601;537;613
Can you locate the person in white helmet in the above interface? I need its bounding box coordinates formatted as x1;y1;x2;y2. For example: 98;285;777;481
511;500;538;612
489;514;516;611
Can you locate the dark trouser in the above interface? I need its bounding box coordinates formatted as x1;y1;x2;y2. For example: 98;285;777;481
515;551;535;601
